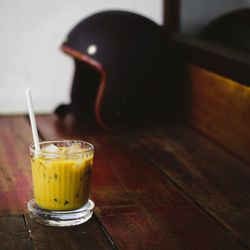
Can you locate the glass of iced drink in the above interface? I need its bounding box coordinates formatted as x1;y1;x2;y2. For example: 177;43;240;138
27;140;95;227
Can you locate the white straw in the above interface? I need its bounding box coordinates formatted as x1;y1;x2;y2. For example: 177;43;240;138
25;88;40;152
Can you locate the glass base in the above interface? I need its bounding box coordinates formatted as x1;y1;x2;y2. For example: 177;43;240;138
27;199;95;227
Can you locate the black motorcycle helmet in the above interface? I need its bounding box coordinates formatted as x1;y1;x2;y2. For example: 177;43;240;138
55;10;180;128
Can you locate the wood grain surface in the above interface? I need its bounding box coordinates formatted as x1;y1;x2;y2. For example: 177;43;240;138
0;214;33;250
125;125;250;248
188;64;250;164
24;214;115;250
0;116;33;213
35;115;247;250
0;116;116;250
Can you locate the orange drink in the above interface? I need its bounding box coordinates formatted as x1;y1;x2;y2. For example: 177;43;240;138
28;140;95;227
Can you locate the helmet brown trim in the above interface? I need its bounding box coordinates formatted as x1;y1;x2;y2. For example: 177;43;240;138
62;45;108;129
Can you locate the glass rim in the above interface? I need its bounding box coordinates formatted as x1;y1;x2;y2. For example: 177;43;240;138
29;140;94;155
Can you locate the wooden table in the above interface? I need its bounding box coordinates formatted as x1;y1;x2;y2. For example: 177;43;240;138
0;114;249;250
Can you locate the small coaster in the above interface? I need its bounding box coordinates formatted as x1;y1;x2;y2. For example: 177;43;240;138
27;199;94;227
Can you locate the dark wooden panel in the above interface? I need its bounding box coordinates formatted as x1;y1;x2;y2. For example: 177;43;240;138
24;214;115;250
170;33;250;86
188;64;250;164
124;125;250;248
0;117;33;213
164;0;180;32
0;214;33;250
36;115;246;250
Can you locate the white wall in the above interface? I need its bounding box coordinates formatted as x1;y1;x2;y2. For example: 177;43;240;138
0;0;163;114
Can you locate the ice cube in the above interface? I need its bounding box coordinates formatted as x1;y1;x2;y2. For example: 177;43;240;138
43;144;59;153
66;143;82;154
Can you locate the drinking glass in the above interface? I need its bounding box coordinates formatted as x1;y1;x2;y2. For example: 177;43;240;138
27;140;95;227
